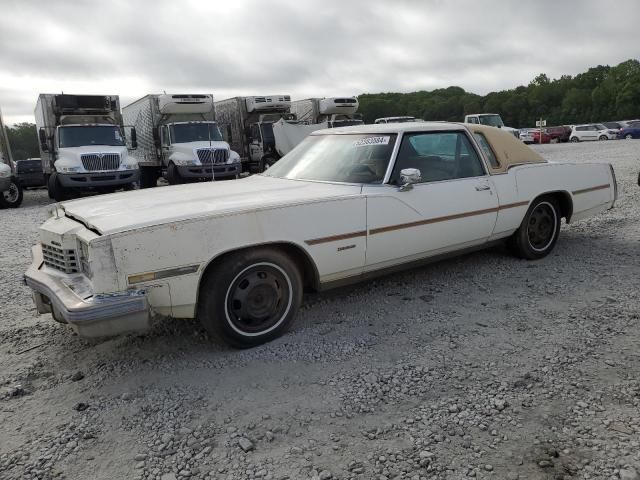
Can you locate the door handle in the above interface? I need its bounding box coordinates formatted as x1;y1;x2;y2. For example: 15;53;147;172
475;184;491;191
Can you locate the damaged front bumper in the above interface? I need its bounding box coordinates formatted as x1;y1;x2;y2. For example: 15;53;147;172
24;245;151;337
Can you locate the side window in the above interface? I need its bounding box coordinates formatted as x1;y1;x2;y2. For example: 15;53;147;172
468;117;479;124
391;132;485;184
250;124;261;142
576;126;585;132
160;126;170;146
473;132;500;168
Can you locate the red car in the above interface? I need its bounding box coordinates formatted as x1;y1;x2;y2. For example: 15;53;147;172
532;129;552;144
546;126;572;142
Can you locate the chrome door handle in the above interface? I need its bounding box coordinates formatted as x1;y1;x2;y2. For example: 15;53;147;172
475;184;491;191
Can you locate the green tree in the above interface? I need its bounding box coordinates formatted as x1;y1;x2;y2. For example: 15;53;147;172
5;123;39;160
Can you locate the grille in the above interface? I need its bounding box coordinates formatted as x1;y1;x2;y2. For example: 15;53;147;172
80;153;121;171
196;149;229;164
42;244;78;274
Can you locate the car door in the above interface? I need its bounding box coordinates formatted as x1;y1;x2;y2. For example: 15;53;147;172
362;130;498;271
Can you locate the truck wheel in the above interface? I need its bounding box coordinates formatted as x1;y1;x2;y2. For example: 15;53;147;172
508;197;561;260
570;137;579;142
166;163;183;185
198;248;303;348
0;179;23;208
47;172;68;202
140;167;159;188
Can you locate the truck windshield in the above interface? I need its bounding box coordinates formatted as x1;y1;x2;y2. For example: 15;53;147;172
59;126;125;148
263;133;398;184
170;123;223;143
478;115;505;127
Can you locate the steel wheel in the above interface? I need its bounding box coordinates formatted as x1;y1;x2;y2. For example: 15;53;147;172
527;202;558;252
0;180;23;208
225;262;293;336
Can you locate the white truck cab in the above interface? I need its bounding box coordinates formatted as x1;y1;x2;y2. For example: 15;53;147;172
464;113;520;138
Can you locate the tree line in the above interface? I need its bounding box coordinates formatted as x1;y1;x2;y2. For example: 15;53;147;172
3;59;640;160
358;59;640;127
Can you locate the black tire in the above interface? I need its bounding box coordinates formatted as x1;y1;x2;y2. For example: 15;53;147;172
198;248;303;348
0;179;23;208
166;163;183;185
570;137;579;143
598;135;608;141
47;172;68;202
509;197;561;260
140;167;159;188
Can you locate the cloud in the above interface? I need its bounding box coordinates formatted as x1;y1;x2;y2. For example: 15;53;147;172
1;0;638;124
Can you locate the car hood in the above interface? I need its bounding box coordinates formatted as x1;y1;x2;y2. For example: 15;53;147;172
60;176;361;235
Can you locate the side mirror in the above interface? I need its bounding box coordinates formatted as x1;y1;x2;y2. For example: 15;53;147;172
399;168;421;191
130;127;138;149
152;127;160;148
39;128;49;152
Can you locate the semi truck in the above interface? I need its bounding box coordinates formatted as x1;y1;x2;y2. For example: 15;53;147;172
122;94;240;188
464;113;520;138
35;94;139;201
0;104;23;208
290;97;363;127
215;95;296;172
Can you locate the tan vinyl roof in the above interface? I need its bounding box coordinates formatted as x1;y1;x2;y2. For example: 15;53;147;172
466;123;547;173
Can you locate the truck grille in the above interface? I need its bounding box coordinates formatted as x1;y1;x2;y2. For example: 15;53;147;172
196;149;229;164
81;153;121;171
42;244;79;274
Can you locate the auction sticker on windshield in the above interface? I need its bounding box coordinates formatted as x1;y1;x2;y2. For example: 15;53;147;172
353;136;391;147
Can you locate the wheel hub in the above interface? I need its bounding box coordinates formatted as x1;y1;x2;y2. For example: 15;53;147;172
527;204;556;250
227;265;289;334
3;183;19;203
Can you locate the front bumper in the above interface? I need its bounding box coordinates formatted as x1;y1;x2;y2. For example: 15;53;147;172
176;163;241;179
25;245;151;338
0;176;11;192
57;170;140;188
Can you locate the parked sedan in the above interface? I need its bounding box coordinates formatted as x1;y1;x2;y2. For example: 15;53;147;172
617;121;640;140
570;124;618;142
25;123;617;347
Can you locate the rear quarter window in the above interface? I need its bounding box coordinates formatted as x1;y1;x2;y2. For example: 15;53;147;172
473;133;500;169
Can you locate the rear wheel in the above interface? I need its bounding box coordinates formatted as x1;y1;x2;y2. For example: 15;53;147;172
0;179;23;208
198;248;302;348
47;172;68;202
509;197;561;260
570;137;579;143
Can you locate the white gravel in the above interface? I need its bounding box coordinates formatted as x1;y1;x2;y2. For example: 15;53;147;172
1;140;639;480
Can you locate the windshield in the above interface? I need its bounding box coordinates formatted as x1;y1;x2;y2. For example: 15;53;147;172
263;133;397;184
170;123;223;143
478;115;505;127
59;126;125;148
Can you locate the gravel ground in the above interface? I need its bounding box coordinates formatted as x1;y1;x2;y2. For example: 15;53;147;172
1;140;639;480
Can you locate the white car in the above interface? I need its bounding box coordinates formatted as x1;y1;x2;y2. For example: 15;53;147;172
519;129;535;144
25;123;617;347
570;124;618;142
0;162;23;208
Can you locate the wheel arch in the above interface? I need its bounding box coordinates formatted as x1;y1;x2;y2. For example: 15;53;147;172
531;190;573;223
196;241;320;309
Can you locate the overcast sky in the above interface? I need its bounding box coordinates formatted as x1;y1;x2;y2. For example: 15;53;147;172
1;0;638;125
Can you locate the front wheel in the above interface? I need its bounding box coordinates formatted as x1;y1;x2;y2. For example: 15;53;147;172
198;248;303;348
47;172;68;202
625;134;633;140
598;135;608;141
570;137;579;143
509;197;561;260
0;179;23;208
166;163;183;185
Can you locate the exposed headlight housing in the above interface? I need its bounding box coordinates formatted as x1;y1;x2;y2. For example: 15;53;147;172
0;168;10;178
58;166;83;173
